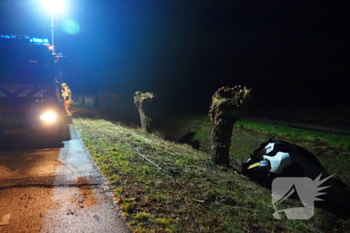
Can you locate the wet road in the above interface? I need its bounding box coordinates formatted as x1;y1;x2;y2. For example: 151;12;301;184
0;124;129;233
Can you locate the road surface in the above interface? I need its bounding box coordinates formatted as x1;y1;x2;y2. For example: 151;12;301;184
0;123;129;233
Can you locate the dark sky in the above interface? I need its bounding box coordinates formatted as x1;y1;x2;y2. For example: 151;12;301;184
0;0;349;113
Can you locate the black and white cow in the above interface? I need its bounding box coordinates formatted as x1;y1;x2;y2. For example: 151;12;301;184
242;137;350;213
243;137;325;179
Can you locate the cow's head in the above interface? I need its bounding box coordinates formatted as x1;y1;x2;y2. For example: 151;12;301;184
246;137;276;165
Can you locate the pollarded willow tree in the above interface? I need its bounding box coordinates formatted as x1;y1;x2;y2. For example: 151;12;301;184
134;91;155;132
209;85;252;167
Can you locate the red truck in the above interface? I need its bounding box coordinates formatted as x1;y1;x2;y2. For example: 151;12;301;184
0;35;68;146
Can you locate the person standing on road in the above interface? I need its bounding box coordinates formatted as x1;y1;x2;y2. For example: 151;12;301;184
61;82;73;116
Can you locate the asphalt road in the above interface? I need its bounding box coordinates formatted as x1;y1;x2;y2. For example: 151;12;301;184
0;124;129;233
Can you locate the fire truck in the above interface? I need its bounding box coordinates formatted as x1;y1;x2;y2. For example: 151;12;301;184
0;34;67;145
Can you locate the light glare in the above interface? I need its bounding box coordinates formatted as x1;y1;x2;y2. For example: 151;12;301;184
62;20;80;35
40;112;57;123
41;0;65;13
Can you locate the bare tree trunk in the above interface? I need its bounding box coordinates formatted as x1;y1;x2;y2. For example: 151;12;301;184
137;106;151;132
134;91;155;133
209;86;252;167
211;114;239;166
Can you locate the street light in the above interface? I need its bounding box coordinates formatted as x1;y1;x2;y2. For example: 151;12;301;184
40;0;66;54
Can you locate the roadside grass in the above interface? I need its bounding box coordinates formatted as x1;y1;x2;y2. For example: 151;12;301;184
73;117;349;233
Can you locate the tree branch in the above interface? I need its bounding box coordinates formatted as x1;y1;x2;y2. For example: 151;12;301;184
135;148;171;175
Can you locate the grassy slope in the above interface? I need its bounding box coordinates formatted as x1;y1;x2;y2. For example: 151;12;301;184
73;115;350;233
166;115;350;185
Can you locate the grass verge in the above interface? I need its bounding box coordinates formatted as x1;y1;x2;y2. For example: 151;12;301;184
73;117;350;233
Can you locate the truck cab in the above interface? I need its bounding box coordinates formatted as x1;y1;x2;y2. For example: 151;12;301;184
0;35;66;143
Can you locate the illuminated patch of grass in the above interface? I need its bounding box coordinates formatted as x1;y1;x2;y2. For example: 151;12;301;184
190;128;209;141
133;212;152;221
236;120;350;150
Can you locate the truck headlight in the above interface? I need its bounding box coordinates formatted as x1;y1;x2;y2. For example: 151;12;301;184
40;112;57;123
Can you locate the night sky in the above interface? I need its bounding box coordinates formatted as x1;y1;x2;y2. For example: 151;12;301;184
0;0;349;116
